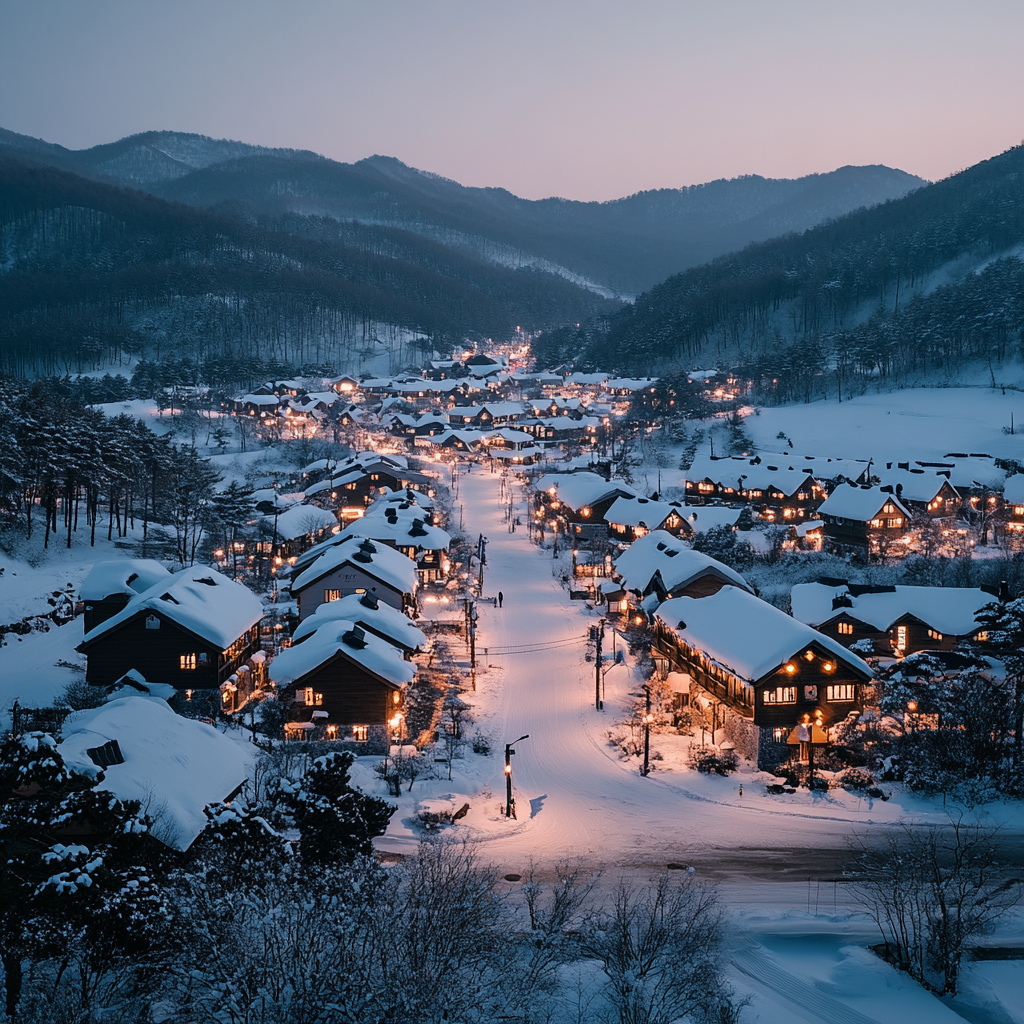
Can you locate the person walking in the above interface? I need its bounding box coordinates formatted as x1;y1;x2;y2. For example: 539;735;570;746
498;591;504;608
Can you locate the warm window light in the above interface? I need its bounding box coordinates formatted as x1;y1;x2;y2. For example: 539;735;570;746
392;691;401;705
634;615;644;625
803;651;815;661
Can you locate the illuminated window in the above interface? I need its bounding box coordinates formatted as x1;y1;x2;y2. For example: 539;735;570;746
295;687;314;705
180;653;197;671
927;629;943;641
352;725;369;742
325;589;341;603
887;518;904;528
870;518;883;528
764;687;796;704
827;684;855;702
772;727;786;742
837;622;854;636
976;631;989;642
895;625;908;651
1015;506;1024;517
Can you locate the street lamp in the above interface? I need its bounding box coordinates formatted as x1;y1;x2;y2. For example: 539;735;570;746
504;734;529;818
642;686;654;777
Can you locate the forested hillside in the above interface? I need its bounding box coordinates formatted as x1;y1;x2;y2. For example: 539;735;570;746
0;127;923;295
0;159;610;376
565;145;1024;395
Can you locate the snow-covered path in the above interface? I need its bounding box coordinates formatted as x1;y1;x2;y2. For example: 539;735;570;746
459;467;884;873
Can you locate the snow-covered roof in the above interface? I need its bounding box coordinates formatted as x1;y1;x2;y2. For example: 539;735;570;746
604;377;658;391
339;512;450;551
816;484;910;522
270;619;415;689
81;567;264;651
684;506;742;534
58;696;248;851
613;530;750;596
686;455;818;496
1005;475;1024;504
241;394;279;406
791;582;993;635
269;503;338;541
80;559;172;602
291;536;419;597
656;588;873;684
604;496;684;530
888;457;1004;492
752;451;871;484
291;592;426;651
877;469;958;504
564;372;608;385
536;471;636;512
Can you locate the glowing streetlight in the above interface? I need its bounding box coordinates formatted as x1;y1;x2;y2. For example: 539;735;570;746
504;734;529;818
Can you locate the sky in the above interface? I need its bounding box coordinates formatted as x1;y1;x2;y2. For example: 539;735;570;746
1;1;1023;202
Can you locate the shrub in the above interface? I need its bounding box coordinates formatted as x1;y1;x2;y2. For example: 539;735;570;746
834;767;876;792
688;748;739;775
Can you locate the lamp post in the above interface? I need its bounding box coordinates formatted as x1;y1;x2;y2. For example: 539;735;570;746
504;734;529;818
642;685;654;777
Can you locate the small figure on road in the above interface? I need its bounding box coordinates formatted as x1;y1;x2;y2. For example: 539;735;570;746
498;591;504;608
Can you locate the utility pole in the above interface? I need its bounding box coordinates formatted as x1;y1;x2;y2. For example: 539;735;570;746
595;617;605;710
504;734;529;818
469;599;477;689
642;684;653;777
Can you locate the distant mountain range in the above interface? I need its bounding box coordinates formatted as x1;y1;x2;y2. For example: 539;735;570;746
0;127;925;296
555;144;1024;397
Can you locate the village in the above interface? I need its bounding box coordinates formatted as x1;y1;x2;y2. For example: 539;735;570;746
4;351;1024;1022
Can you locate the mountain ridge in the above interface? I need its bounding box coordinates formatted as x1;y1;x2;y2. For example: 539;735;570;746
0;127;925;295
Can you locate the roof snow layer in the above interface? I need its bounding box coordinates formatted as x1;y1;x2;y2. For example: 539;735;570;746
816;484;911;522
59;696;248;851
535;471;635;512
291;536;418;596
80;559;172;601
82;567;263;650
791;582;993;635
270;503;338;541
657;588;873;684
613;530;750;595
270;620;415;689
291;593;426;651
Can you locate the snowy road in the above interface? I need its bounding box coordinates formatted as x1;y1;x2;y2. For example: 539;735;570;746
457;467;907;876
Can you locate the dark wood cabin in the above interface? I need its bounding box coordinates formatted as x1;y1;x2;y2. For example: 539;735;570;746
79;613;260;690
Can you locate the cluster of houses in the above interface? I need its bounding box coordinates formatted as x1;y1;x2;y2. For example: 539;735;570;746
683;452;1015;557
529;460;1008;770
76;488;436;756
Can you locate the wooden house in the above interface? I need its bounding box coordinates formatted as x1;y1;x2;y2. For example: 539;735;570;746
78;568;263;691
289;536;419;620
447;402;523;428
791;579;997;656
534;471;636;543
328;375;360;394
613;530;752;617
1003;475;1024;535
653;587;873;769
270;620;416;752
604;496;694;543
816;484;912;558
684;455;824;521
80;559;172;633
338;505;452;582
877;469;961;518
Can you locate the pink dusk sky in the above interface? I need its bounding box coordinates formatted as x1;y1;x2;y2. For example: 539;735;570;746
1;0;1022;201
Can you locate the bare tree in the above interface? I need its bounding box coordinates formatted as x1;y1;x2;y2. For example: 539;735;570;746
852;819;1022;995
581;873;736;1024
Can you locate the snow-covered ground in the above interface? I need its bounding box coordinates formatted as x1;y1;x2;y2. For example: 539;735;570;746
742;387;1024;465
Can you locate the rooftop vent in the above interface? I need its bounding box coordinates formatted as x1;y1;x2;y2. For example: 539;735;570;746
86;739;124;769
409;519;428;537
193;577;218;587
360;592;380;610
342;625;367;649
159;593;180;604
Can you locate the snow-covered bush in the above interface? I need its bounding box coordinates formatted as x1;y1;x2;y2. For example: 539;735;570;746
688;747;739;775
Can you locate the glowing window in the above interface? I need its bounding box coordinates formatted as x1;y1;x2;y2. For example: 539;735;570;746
325;589;341;603
764;687;796;704
927;629;943;641
837;622;854;636
352;725;369;742
895;625;908;651
827;684;855;702
179;653;197;671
